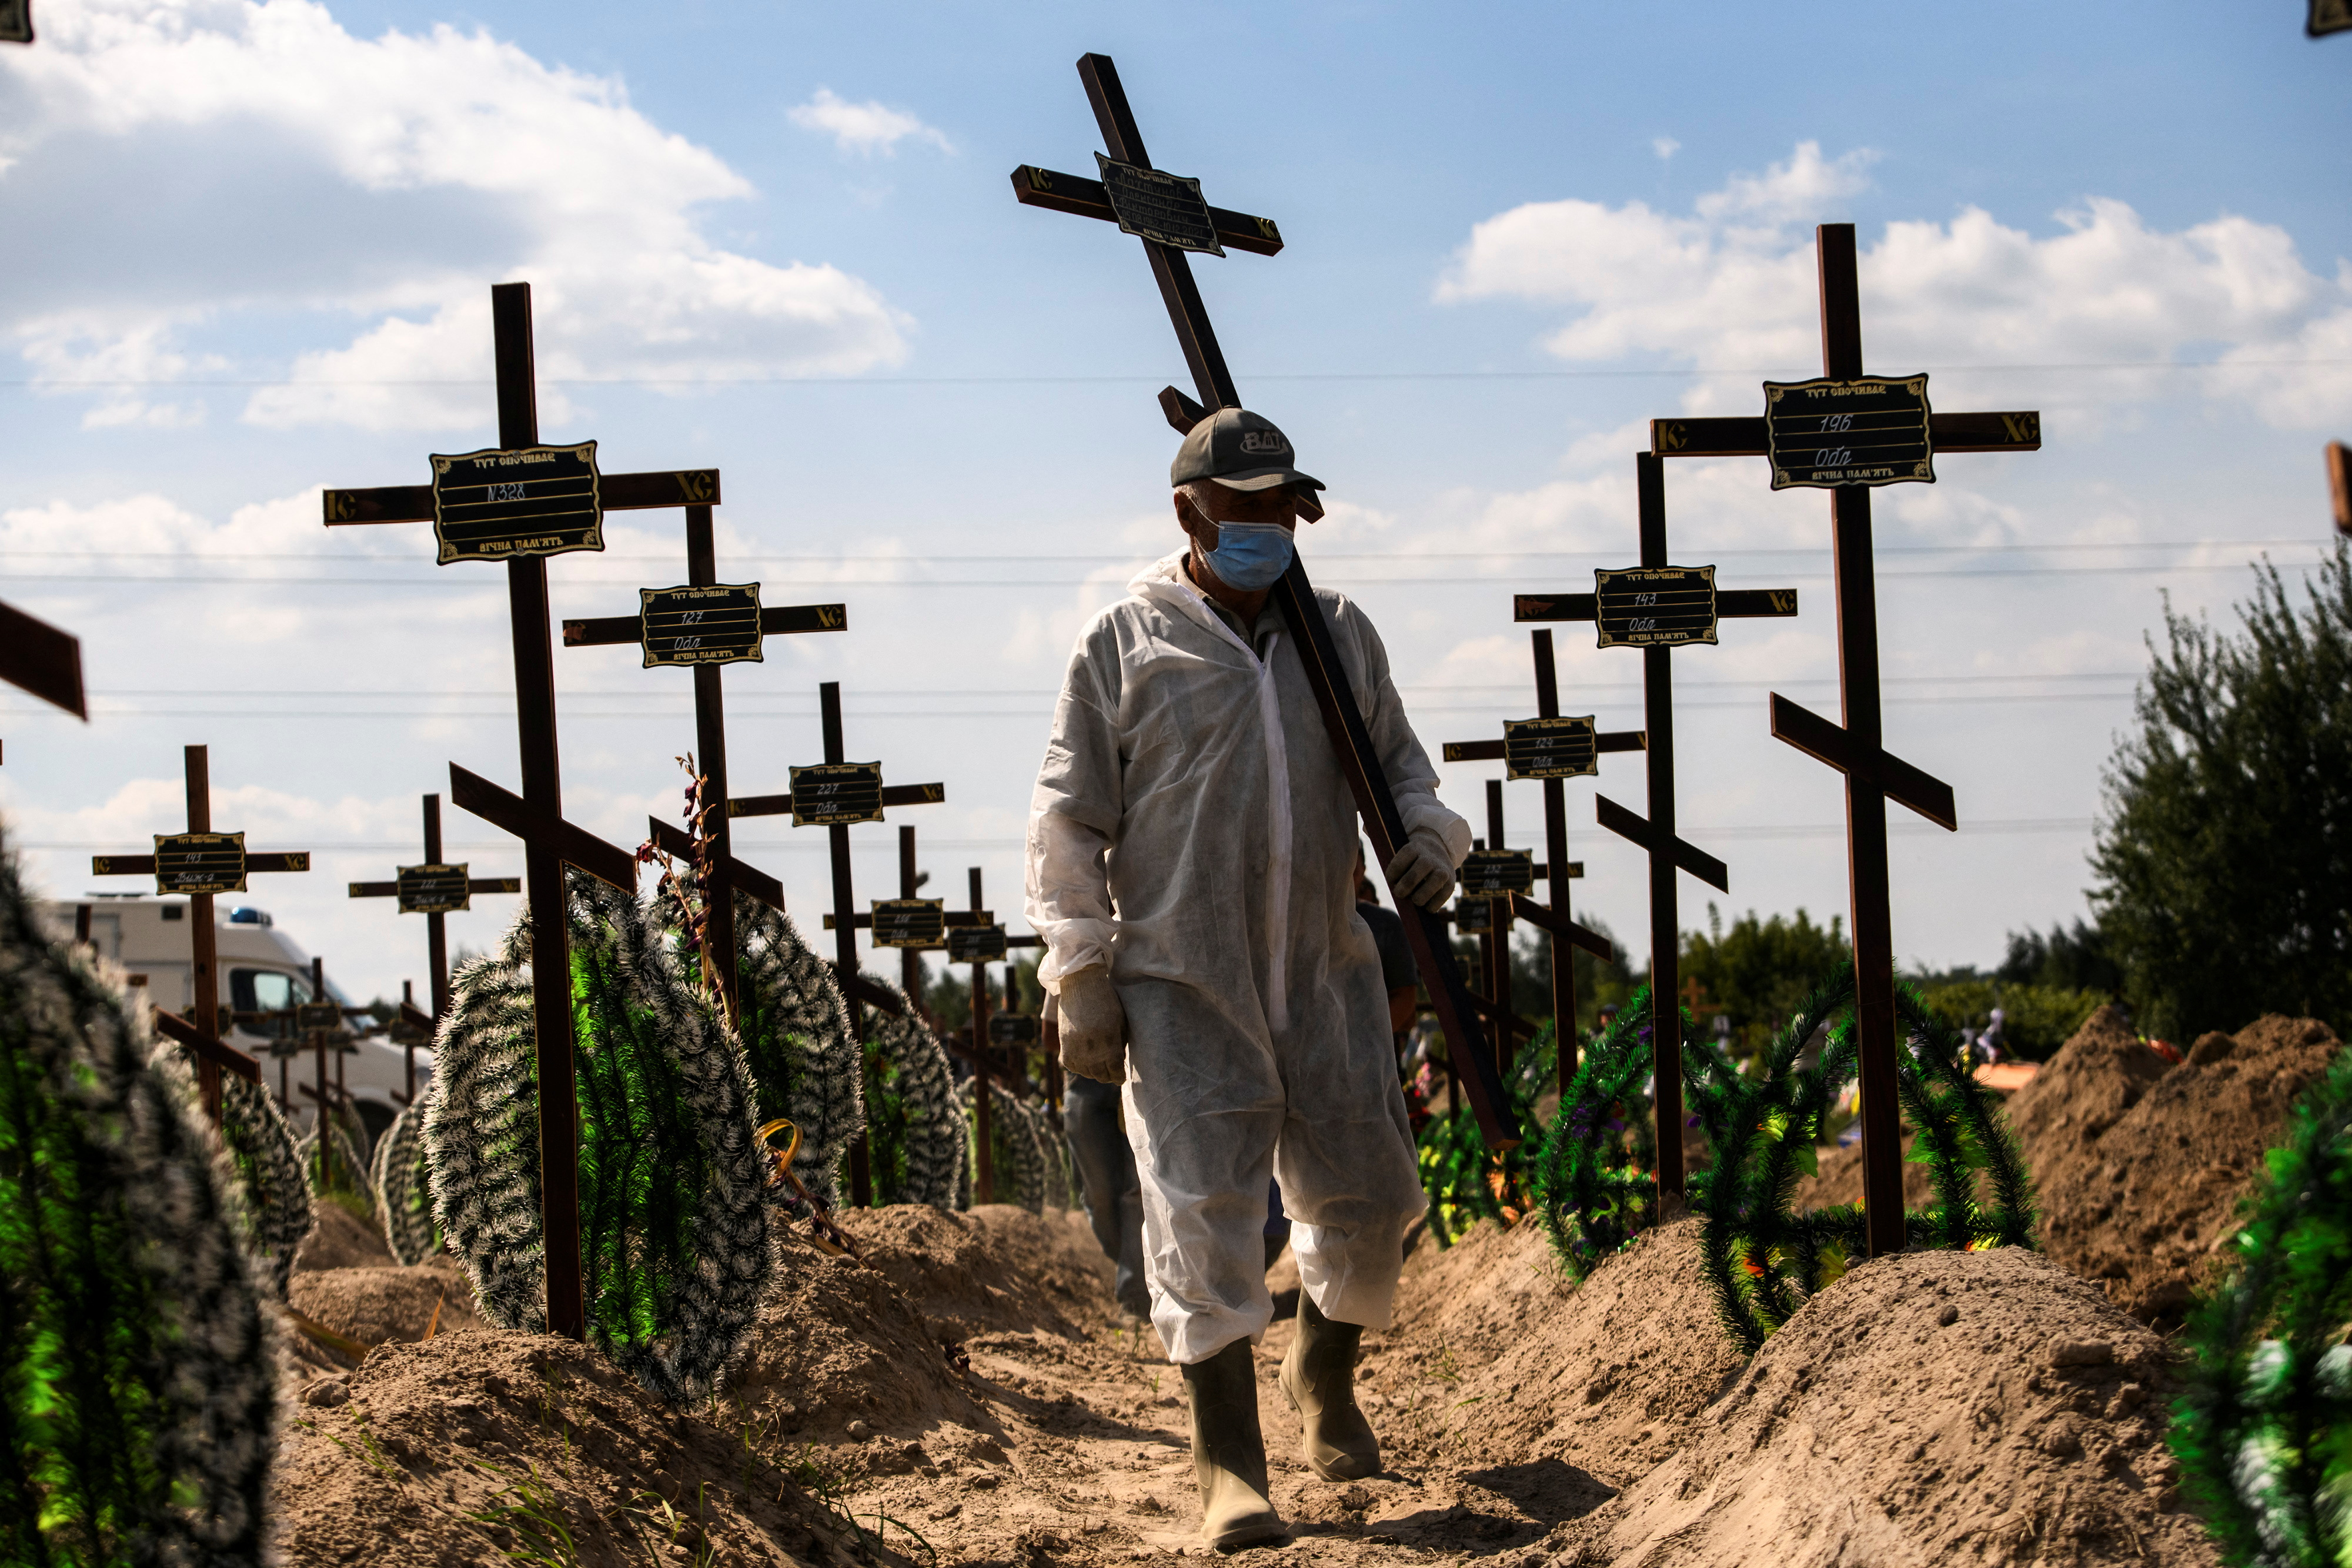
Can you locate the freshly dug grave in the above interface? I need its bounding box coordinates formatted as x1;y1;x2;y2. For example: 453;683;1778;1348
2030;1012;2338;1324
270;1191;2237;1565
1568;1246;2216;1568
272;1328;868;1567
1797;1008;2340;1326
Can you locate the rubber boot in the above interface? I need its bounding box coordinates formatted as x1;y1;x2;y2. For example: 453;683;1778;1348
1278;1295;1381;1480
1180;1341;1285;1549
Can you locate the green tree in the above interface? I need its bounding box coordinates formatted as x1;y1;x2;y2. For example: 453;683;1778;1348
2092;547;2352;1038
1997;917;2124;995
1677;904;1852;1057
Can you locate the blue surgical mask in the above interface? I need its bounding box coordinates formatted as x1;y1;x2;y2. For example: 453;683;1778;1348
1200;520;1295;591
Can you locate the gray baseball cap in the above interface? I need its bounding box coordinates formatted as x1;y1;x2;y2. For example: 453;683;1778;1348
1171;407;1326;498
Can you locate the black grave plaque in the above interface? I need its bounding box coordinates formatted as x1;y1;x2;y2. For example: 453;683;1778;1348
1458;849;1535;897
789;762;885;827
1502;715;1599;780
1763;376;1935;490
1454;898;1494;935
429;442;603;563
2311;0;2352;35
153;831;248;895
1094;156;1225;256
1595;566;1718;650
947;924;1008;964
0;0;31;44
296;1002;343;1032
990;1013;1040;1045
873;898;946;950
640;583;763;668
396;862;473;915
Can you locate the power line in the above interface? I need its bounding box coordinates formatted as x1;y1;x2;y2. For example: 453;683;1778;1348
3;359;2343;389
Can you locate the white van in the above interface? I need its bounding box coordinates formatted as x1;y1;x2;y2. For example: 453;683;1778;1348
37;895;431;1158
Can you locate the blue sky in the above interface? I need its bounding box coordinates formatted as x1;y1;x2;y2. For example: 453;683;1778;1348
2;1;2346;1006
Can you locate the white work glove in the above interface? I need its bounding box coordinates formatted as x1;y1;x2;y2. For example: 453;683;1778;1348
1052;962;1127;1084
1385;830;1457;912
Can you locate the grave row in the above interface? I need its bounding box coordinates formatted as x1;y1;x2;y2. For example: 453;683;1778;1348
0;51;2051;1336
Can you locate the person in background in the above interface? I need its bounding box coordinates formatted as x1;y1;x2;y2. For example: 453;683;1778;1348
1063;1071;1149;1319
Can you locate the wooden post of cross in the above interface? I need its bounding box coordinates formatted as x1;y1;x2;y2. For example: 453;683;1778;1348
1011;52;1519;1149
320;281;695;1338
0;598;85;764
91;743;311;1122
562;510;847;1021
1647;223;2043;1252
2327;442;2350;535
1440;635;1642;1088
737;680;946;1205
1512;454;1799;1201
347;791;520;1101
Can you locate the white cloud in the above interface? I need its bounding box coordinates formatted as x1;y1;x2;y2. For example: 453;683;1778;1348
0;0;913;430
1652;136;1679;162
1436;142;2352;428
787;87;953;158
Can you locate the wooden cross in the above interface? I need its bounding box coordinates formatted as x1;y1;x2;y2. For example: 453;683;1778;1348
1648;223;2043;1253
347;791;520;1101
0;599;85;764
561;507;847;1018
321;281;700;1339
1441;632;1642;1088
1515;453;1799;1201
91;743;311;1121
1680;975;1716;1017
2327;442;2349;534
755;680;946;1205
1012;51;1519;1148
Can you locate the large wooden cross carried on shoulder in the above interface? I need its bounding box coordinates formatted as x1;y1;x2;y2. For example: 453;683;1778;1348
322;282;698;1339
1649;223;2042;1253
1013;52;1519;1146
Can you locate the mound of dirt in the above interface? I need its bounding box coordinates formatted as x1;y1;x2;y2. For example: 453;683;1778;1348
289;1255;482;1353
1795;1003;2164;1214
1374;1216;1744;1489
2035;1013;2340;1324
292;1197;396;1272
272;1328;864;1567
1578;1246;2215;1568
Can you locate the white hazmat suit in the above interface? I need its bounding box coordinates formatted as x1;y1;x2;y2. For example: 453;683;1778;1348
1025;550;1469;1365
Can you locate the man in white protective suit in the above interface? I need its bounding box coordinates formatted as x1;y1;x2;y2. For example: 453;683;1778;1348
1025;407;1468;1548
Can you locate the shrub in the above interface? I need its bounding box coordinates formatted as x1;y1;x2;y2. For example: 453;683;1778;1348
1918;979;2110;1062
2171;1044;2352;1568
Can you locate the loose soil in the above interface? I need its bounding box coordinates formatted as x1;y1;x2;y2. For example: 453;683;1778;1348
1798;1008;2341;1326
276;1196;2226;1566
265;1008;2339;1564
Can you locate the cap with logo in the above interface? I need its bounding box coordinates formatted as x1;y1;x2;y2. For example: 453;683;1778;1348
1170;407;1325;500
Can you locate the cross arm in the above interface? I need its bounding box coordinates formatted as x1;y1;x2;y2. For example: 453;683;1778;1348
1651;411;2042;459
1514;590;1797;621
323;469;721;526
0;599;86;718
1594;794;1730;891
151;1007;262;1085
1768;694;1957;830
562;603;849;648
1442;730;1645;763
348;876;519;898
843;973;907;1018
1458;988;1539;1043
1008;165;1284;257
94;850;307;875
728;783;945;818
448;763;637;892
824;908;993;930
1505;893;1617;962
643;816;786;912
